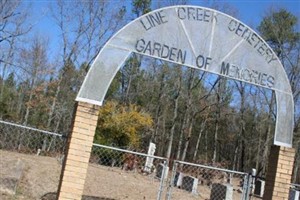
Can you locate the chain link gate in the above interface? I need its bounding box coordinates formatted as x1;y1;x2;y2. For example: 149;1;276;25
87;144;169;200
166;160;252;200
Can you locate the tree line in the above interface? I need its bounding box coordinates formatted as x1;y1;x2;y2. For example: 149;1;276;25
0;0;299;183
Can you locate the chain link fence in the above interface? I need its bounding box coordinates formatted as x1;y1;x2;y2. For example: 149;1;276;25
0;120;170;199
3;120;298;200
0;120;66;199
86;143;168;200
0;120;66;156
166;160;251;200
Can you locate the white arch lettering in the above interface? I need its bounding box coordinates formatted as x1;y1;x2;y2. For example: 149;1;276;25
76;6;294;147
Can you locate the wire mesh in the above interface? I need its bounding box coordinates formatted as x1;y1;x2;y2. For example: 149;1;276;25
1;120;296;200
0;120;66;156
86;143;168;200
167;160;250;200
0;120;66;199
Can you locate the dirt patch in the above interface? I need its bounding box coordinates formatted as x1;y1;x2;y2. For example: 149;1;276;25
1;150;61;199
0;150;259;200
40;192;116;200
0;150;198;200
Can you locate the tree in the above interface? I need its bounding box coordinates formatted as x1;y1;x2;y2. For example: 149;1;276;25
258;8;300;182
165;66;182;159
258;9;299;58
18;35;49;126
132;0;151;17
211;77;232;164
0;72;17;120
95;100;153;149
0;1;32;117
47;0;127;134
120;0;151;104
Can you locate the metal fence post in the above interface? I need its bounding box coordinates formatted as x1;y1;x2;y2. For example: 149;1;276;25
166;161;178;200
242;172;254;200
157;160;168;200
241;174;248;200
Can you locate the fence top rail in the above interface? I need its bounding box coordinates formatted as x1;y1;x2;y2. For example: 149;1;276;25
0;120;63;137
175;160;248;175
291;183;300;189
92;143;167;161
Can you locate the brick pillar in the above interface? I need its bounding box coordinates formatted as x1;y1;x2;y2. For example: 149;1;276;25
263;145;295;200
57;102;99;200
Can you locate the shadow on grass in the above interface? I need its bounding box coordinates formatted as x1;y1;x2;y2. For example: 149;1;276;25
41;192;116;200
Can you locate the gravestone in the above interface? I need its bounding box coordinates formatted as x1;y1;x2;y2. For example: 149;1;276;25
289;189;300;200
254;178;265;197
210;183;233;200
144;142;156;173
155;163;168;180
181;175;198;194
173;171;184;187
0;159;24;195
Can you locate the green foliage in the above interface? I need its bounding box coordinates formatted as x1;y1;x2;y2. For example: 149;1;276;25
258;9;300;146
95;100;153;148
132;0;151;16
106;71;122;100
258;9;299;55
0;73;17;120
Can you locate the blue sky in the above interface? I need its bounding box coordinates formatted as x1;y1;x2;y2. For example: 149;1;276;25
25;0;299;60
29;1;300;29
214;0;300;26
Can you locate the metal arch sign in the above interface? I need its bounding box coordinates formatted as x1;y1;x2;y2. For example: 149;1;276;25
76;6;294;147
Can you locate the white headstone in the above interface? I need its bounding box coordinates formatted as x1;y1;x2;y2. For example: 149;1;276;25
174;171;184;187
181;175;199;195
144;142;156;173
211;183;233;200
289;189;300;200
225;184;233;200
155;163;169;180
254;178;265;197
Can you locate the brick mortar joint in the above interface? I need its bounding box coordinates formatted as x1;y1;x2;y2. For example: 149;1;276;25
77;109;99;113
280;148;296;153
77;106;99;111
76;110;99;116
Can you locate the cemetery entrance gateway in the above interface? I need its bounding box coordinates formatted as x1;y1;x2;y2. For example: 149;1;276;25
57;5;295;200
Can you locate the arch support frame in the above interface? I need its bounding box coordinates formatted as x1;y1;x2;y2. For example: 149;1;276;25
56;5;295;200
